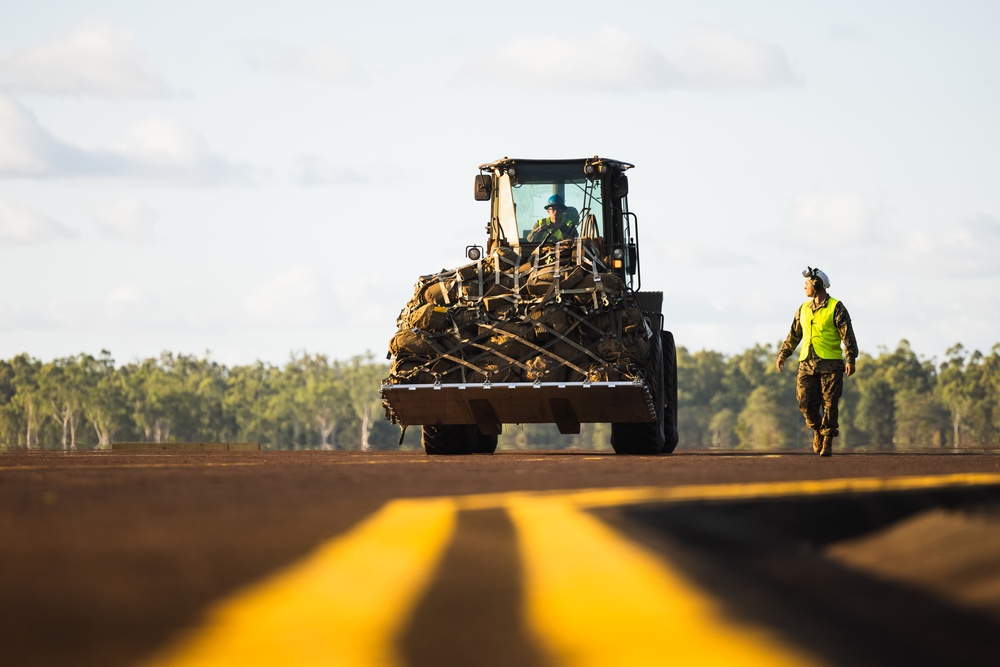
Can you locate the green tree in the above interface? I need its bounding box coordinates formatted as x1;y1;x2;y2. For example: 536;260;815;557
728;343;803;447
676;347;727;446
0;359;18;447
224;361;279;445
984;345;1000;442
295;354;349;449
854;371;895;449
344;353;386;451
38;356;88;450
9;354;44;449
707;408;737;447
938;346;993;446
737;385;783;448
862;340;947;447
81;351;129;449
269;354;310;449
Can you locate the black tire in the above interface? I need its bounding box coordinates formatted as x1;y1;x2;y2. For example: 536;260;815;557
472;427;499;454
422;425;475;455
611;329;666;455
661;330;679;454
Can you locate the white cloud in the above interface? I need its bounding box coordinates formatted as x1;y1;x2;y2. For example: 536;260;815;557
283;47;357;84
293;155;367;185
104;285;174;326
464;25;679;90
0;94;245;184
829;24;866;42
0;20;170;98
247;46;360;85
0;197;76;244
110;117;247;184
462;25;798;90
667;29;800;87
242;265;338;326
789;192;883;245
0;93;114;176
93;198;157;243
651;236;754;271
0;301;63;330
892;215;1000;278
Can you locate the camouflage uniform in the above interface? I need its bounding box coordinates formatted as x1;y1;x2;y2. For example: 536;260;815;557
777;297;859;437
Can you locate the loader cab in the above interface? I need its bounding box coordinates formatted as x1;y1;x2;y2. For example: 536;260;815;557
474;156;641;289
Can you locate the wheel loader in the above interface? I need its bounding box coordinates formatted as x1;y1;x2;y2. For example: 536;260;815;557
380;156;678;454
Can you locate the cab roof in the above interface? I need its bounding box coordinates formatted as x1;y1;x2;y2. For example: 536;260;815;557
478;156;634;173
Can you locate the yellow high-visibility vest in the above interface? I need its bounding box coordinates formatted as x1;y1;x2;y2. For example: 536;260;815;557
799;297;843;361
532;216;575;241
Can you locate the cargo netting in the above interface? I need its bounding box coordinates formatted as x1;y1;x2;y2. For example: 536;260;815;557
383;238;655;399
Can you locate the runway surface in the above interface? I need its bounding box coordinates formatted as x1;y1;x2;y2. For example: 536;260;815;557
2;449;999;666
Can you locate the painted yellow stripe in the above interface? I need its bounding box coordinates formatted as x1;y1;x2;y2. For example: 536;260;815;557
142;497;457;667
137;473;1000;666
508;495;821;667
457;472;1000;511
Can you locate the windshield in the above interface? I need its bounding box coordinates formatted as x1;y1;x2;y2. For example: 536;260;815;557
495;163;604;245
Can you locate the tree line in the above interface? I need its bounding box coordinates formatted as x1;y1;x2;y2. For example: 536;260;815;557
0;351;391;451
677;339;999;449
2;340;998;451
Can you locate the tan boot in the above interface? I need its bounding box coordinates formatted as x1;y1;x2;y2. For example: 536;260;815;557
813;431;823;454
819;435;833;457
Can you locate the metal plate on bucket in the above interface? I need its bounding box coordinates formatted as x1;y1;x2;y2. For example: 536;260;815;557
381;381;655;427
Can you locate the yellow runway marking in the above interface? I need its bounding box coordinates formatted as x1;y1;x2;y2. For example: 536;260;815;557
143;498;457;667
140;473;1000;667
508;495;819;666
455;472;1000;511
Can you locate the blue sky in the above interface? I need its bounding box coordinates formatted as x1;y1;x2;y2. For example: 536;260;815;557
2;1;999;367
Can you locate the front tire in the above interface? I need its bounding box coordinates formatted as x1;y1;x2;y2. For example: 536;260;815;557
421;425;499;454
422;425;474;455
472;428;499;453
611;328;666;455
661;330;679;454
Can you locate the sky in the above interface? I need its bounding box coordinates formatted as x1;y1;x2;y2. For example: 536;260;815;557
1;1;999;368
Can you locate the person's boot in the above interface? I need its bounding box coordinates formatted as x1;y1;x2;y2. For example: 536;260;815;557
813;431;823;454
819;435;833;457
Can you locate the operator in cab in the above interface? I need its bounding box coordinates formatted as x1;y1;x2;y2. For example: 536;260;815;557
527;194;578;242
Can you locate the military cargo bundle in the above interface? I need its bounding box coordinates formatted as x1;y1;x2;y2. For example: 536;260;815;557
386;238;655;388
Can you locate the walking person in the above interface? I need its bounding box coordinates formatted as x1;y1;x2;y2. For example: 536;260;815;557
776;267;859;456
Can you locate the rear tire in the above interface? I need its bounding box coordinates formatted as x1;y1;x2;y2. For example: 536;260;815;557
422;425;474;455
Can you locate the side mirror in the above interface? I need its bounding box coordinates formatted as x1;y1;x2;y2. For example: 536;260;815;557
612;174;629;199
474;175;492;201
627;241;637;275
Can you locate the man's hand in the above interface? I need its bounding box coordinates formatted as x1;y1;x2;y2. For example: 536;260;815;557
775;357;785;372
845;360;856;377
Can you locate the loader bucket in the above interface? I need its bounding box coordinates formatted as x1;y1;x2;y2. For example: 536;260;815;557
381;380;655;436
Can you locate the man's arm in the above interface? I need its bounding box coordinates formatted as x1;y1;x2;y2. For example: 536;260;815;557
775;308;802;372
526;220;545;242
835;301;859;376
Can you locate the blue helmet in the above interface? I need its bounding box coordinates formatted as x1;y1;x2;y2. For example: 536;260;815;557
545;194;565;209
